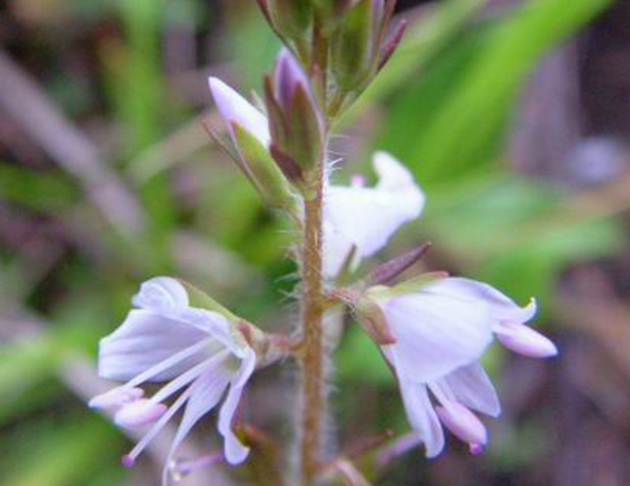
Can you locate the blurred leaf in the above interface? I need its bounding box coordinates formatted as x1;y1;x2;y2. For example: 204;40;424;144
424;174;624;308
0;164;77;210
0;416;123;486
337;325;392;385
378;0;616;182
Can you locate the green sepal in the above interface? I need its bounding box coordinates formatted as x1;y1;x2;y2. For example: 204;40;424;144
232;122;298;212
268;0;312;44
372;271;449;300
178;280;239;322
330;0;380;93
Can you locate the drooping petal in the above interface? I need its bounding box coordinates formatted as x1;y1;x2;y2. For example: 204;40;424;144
441;362;501;417
399;383;444;458
494;321;558;358
382;292;494;383
434;399;487;448
89;387;144;411
161;366;232;486
218;348;256;464
132;277;189;312
324;152;424;271
98;309;214;381
424;278;537;325
208;77;270;147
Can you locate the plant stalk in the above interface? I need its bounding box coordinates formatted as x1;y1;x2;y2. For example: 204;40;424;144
300;159;326;486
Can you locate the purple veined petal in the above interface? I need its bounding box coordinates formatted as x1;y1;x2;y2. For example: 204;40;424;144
99;318;213;382
434;399;487;449
132;277;189;312
208;77;270;147
382;292;494;383
89;387;144;410
217;349;256;464
495;321;558;358
161;369;232;486
399;383;444;458
440;363;501;417
115;399;168;429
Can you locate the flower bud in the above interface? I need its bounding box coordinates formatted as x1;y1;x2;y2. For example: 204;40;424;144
330;0;384;93
264;0;312;46
208;77;297;210
330;0;404;94
114;399;167;429
264;49;324;183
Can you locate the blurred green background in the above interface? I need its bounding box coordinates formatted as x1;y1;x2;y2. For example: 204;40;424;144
1;0;629;485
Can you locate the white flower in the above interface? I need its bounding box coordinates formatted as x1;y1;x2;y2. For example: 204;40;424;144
376;277;557;456
89;277;256;484
323;152;425;278
208;77;270;148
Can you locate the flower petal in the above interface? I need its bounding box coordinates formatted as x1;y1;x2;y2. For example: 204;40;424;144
218;348;256;464
382;292;494;383
115;399;168;429
441;363;501;417
323;152;424;277
132;277;189;312
495;321;558;358
89;387;144;410
425;278;536;325
434;400;487;447
400;383;444;458
98;309;213;381
208;77;270;147
326;154;423;256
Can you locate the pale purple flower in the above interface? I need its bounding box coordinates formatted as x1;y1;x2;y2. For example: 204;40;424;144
323;151;425;278
89;277;256;483
208;77;271;148
376;277;557;456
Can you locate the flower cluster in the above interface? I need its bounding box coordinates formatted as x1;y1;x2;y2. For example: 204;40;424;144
88;2;558;484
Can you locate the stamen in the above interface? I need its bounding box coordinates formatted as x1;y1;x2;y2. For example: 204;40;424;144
123;371;201;464
121;455;134;468
149;350;230;405
168;453;224;482
120;338;212;391
469;443;484;455
351;174;365;187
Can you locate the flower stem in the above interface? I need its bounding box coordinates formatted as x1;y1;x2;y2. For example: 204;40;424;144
300;159;325;486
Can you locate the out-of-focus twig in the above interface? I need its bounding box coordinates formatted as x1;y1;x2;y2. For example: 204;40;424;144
0;49;145;236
